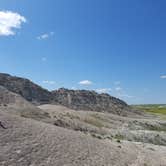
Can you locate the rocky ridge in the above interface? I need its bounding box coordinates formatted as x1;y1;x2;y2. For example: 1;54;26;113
52;88;130;115
0;73;131;115
0;73;52;104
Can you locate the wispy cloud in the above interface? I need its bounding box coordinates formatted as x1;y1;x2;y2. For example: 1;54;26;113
37;32;54;40
115;87;122;91
41;57;47;62
42;80;56;85
114;86;134;99
71;87;77;90
143;88;149;93
160;75;166;79
79;80;93;86
118;93;135;98
96;88;112;94
0;11;26;36
114;81;121;85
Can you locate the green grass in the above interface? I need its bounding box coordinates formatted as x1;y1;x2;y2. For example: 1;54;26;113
132;104;166;115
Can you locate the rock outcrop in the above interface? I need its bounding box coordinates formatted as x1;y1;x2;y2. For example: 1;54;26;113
52;88;130;115
0;85;31;106
0;73;52;104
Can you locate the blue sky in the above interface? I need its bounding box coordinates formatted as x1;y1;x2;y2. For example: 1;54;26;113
0;0;166;104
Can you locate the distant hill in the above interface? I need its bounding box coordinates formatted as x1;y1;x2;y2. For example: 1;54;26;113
0;73;132;115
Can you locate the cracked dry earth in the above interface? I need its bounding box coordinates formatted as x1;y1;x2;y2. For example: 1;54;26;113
0;110;166;166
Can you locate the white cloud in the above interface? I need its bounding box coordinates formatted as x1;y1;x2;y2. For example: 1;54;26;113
38;34;49;40
37;32;54;40
96;88;112;94
160;75;166;79
71;87;77;90
79;80;93;86
115;87;122;91
0;11;26;36
42;80;56;85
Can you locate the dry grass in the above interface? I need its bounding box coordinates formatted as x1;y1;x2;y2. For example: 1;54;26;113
83;117;104;128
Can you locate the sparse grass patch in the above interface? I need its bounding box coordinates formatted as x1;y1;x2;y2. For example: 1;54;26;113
43;112;51;118
90;113;112;129
64;112;80;120
20;109;51;120
90;133;113;140
91;133;103;139
83;117;104;128
144;163;148;166
143;123;166;132
90;113;104;120
90;113;110;123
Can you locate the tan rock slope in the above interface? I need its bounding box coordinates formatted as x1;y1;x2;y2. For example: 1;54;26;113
0;86;49;120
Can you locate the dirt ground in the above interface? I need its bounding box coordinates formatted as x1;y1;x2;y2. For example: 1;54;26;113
0;108;166;166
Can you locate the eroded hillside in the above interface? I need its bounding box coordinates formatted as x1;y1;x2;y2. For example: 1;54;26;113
0;110;166;166
0;73;166;166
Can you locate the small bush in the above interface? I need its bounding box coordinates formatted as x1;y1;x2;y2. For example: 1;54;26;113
91;133;103;139
114;134;124;140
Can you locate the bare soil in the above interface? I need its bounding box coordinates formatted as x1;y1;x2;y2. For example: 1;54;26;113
0;105;166;166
